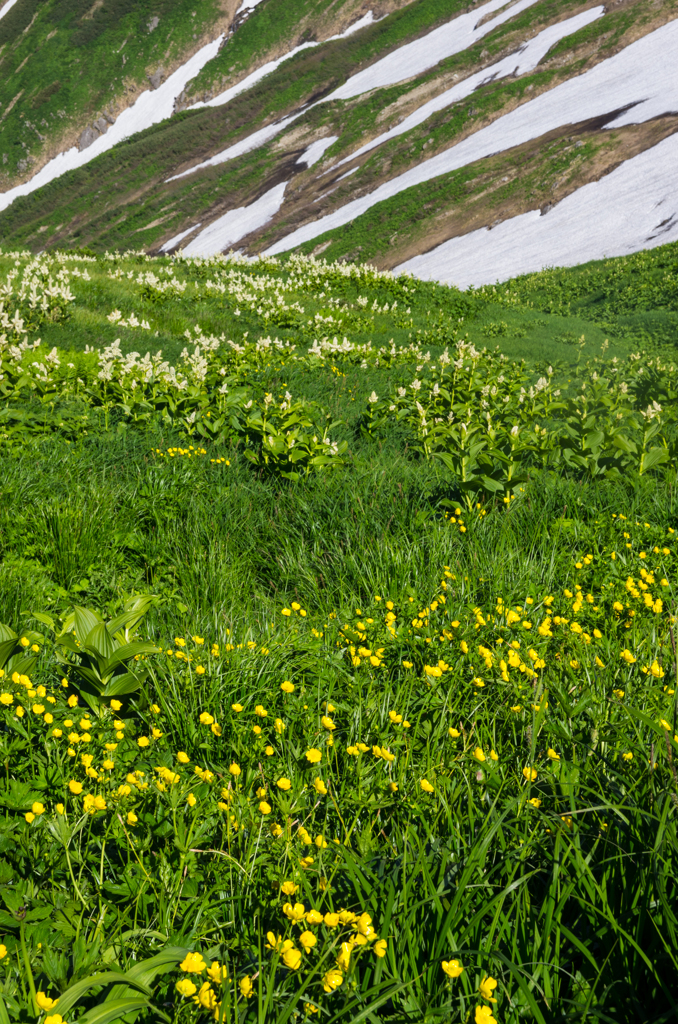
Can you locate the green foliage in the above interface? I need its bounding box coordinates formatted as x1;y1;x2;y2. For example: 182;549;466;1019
0;244;676;1020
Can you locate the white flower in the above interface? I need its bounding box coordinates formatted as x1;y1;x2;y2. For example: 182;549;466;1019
368;391;378;404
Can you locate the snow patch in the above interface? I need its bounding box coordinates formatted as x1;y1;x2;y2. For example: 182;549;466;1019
236;0;266;13
325;0;542;102
297;136;338;167
395;133;678;287
0;34;224;213
265;20;678;255
195;12;376;112
168;115;301;182
160;223;202;252
182;181;288;256
0;0;19;21
336;6;604;167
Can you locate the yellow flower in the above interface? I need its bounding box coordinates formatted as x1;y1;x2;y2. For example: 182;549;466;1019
475;1007;498;1024
176;978;197;997
56;804;64;815
448;727;460;738
199;712;214;725
195;666;205;676
44;1016;66;1024
239;975;254;998
299;930;317;954
305;748;322;764
374;939;388;958
420;779;434;793
547;749;560;761
68;780;83;795
323;912;339;928
31;801;45;815
479;975;498;1002
0;693;12;705
255;705;267;717
660;719;671;731
282;947;302;970
186;793;197;807
259;801;272;815
232;703;243;712
622;752;633;761
274;717;285;734
206;961;228;985
281;880;298;895
36;992;58;1010
25;812;35;823
179;951;207;974
277;777;292;791
323;967;344;992
621;649;637;664
127;812;138;825
489;750;499;762
442;959;463;979
110;699;122;711
523;767;537;782
0;944;7;959
473;747;486;763
281;680;295;693
177;752;190;764
137;736;150;748
228;762;241;776
528;797;541;808
314;778;328;796
282;608;292;616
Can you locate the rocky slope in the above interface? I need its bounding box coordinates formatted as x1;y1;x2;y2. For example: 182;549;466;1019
0;0;676;285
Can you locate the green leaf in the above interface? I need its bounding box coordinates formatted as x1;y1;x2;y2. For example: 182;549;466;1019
102;672;143;697
640;447;669;474
101;641;159;676
73;606;103;642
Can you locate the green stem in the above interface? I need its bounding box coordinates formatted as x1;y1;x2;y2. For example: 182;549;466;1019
19;918;39;1016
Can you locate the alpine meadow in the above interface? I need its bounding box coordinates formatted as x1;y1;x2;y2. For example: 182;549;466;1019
1;0;678;1021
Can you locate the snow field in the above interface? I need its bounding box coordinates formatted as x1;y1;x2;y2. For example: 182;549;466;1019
181;181;288;256
160;224;202;252
265;19;678;255
335;6;604;167
395;132;678;287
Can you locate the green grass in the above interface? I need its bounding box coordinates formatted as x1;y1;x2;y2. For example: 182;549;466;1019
0;0;225;181
1;245;678;1022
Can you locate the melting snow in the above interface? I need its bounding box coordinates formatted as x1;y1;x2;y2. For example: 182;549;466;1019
167;115;302;182
395;133;678;287
265;20;678;254
160;223;202;252
194;12;377;112
172;0;543;180
0;0;19;21
325;0;542;102
182;181;288;256
297;137;339;167
336;6;604;166
0;35;224;213
236;0;266;13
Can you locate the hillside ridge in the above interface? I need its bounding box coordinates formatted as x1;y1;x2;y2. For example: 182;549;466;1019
0;0;676;286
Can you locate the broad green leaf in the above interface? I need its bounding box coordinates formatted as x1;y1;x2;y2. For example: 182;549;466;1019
73;606;103;642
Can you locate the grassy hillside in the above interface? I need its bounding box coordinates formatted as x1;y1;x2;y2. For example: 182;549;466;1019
1;0;674;263
0;0;229;183
1;244;678;1022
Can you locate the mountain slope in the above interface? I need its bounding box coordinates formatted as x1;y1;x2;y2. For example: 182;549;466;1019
0;0;676;287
